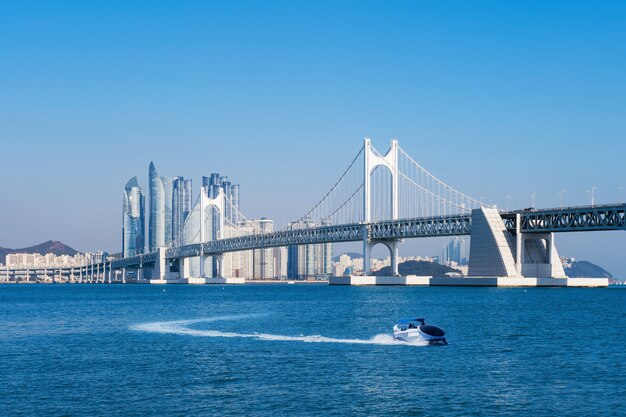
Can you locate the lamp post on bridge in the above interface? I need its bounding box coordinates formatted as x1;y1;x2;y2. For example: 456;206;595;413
587;186;597;207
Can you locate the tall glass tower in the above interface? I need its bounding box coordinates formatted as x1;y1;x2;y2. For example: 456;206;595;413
149;162;165;251
173;177;193;245
162;176;173;246
122;177;145;257
183;179;193;219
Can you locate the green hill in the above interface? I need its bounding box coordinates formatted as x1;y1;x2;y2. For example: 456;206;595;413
564;261;612;279
374;260;460;277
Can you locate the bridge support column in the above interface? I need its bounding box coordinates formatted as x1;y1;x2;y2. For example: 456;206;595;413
389;240;400;276
216;254;224;278
180;258;190;279
199;254;208;278
515;213;522;275
468;207;567;279
151;248;170;281
365;239;401;276
363;226;371;275
519;232;566;278
468;207;521;278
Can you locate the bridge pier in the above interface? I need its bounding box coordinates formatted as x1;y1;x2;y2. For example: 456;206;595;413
363;237;401;276
148;247;184;284
468;207;566;279
179;257;190;280
199;254;208;278
362;230;371;275
215;254;224;278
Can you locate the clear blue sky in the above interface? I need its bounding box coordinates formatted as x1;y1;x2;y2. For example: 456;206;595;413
1;1;625;275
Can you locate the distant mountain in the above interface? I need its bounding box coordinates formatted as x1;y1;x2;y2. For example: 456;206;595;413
564;261;612;279
0;241;80;264
374;260;460;277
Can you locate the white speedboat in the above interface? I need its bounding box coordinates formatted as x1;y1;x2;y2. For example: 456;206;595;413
393;318;447;345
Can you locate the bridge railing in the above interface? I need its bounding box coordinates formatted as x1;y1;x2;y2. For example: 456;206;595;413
502;202;626;215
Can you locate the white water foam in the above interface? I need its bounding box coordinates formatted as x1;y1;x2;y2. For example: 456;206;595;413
130;315;427;347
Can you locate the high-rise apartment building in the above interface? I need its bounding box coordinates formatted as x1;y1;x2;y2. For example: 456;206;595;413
122;177;145;257
253;218;273;279
148;162;165;252
146;163;193;252
273;246;288;279
162;176;173;246
439;237;468;266
125;164;238;265
172;177;193;245
287;219;333;279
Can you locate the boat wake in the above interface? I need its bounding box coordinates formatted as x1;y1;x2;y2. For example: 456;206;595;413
130;314;427;346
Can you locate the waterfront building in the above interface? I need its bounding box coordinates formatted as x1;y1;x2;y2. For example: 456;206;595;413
5;252;101;268
183;179;193;221
231;184;240;212
172;177;183;244
148;162;166;252
337;254;352;276
332;253;438;276
202;173;240;222
439;237;468;266
122;176;145;257
162;176;173;246
172;177;193;245
221;222;254;279
287;219;333;279
273;246;288;279
253;218;274;279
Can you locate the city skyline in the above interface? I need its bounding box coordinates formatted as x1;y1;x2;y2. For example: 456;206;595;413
1;1;625;276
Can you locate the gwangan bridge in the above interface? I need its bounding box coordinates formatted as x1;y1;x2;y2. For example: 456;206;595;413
6;139;625;287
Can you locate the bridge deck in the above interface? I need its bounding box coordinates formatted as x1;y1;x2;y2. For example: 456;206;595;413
104;204;626;269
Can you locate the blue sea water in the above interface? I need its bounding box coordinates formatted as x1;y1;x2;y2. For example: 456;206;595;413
0;284;625;416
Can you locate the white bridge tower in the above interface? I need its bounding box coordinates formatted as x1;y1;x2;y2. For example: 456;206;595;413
362;138;401;276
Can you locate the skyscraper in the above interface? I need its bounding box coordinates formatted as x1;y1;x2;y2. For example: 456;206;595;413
162;176;173;246
231;184;240;212
122;177;145;257
253;218;274;279
149;162;165;251
439;237;468;266
287;219;333;279
172;177;193;245
183;179;193;219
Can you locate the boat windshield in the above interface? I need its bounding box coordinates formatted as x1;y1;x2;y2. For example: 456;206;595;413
398;318;425;325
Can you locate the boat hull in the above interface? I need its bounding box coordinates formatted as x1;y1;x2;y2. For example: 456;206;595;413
393;325;447;345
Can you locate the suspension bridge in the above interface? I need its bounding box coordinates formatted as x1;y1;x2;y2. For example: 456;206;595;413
6;139;624;286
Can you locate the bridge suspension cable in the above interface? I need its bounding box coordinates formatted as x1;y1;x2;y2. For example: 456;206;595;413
396;145;485;219
176;139;488;249
286;145;365;229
